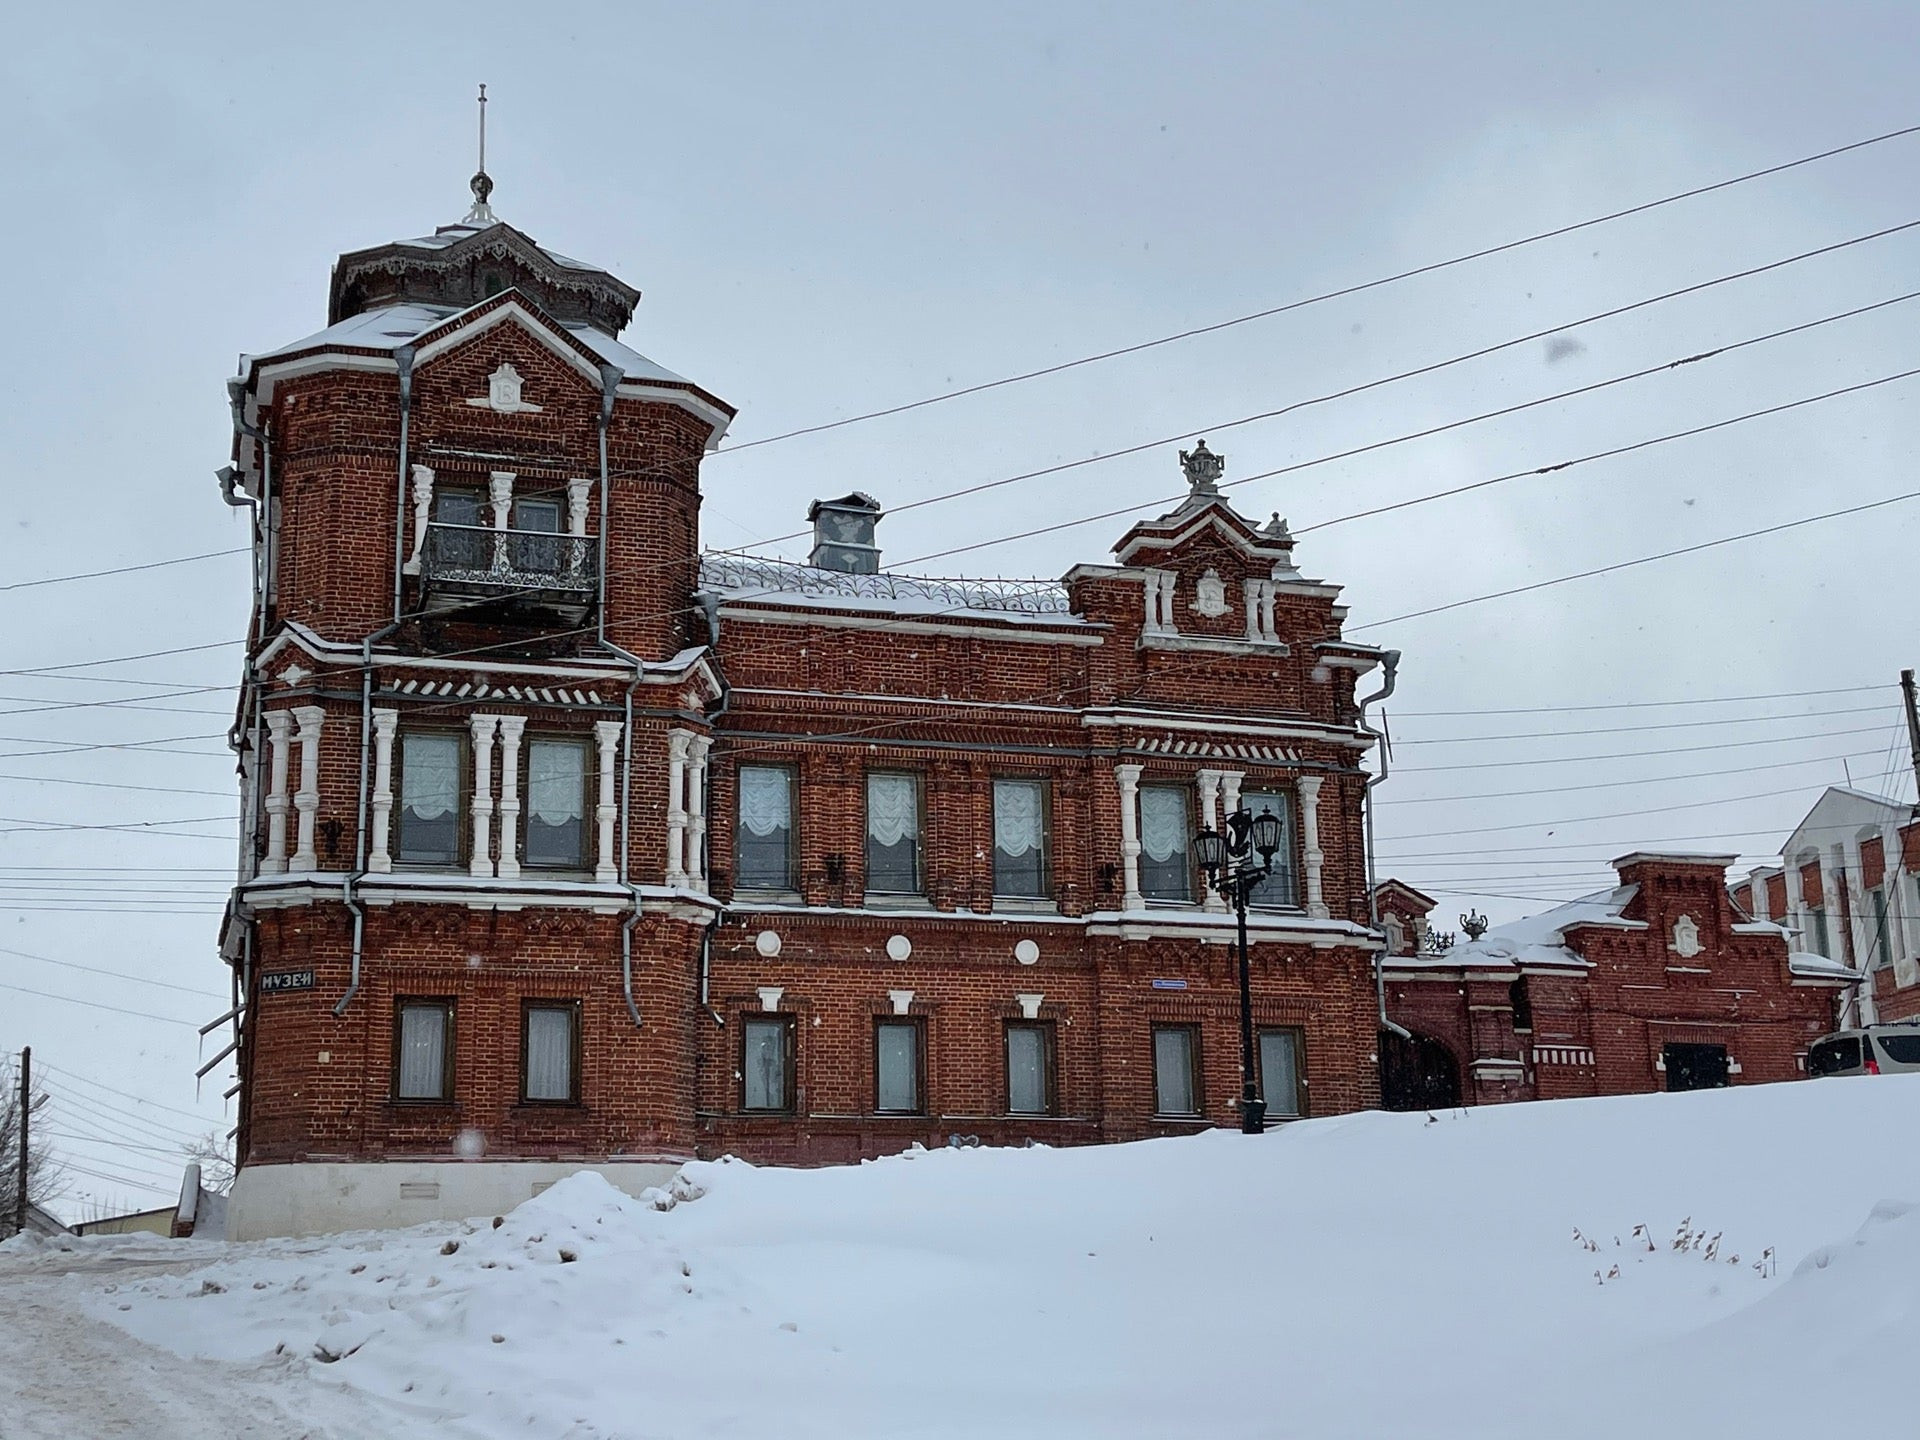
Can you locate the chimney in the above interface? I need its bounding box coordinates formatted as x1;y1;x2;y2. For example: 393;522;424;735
808;492;883;574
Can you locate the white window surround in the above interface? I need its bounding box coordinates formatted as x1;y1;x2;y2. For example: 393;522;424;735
666;731;692;888
261;710;294;875
289;705;325;873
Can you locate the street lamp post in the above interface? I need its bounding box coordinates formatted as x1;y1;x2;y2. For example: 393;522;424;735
1193;806;1284;1135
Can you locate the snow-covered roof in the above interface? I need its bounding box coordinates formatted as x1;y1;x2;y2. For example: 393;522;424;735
698;554;1084;626
1786;950;1859;980
1438;886;1643;970
246;300;692;388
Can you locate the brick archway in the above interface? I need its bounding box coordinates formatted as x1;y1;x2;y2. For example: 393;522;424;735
1379;1030;1461;1112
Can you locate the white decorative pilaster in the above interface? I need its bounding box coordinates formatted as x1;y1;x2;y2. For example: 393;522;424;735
593;721;623;884
488;471;515;572
261;710;293;875
1115;763;1144;912
289;705;324;873
1195;770;1224;912
368;707;399;874
495;716;526;881
686;734;712;892
1784;861;1808;952
402;464;434;574
566;477;593;537
468;715;500;879
1297;774;1327;919
1141;570;1176;635
665;730;692;888
1219;770;1244;818
1242;579;1278;643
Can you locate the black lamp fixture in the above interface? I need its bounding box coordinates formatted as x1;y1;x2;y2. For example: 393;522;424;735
1194;804;1285;1135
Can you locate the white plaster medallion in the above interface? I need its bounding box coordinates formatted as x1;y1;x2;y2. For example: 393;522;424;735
754;929;782;958
1671;914;1703;959
1192;568;1229;618
466;362;544;414
886;934;913;961
1014;938;1041;966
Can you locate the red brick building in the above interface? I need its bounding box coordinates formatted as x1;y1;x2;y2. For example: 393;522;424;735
217;189;1396;1237
1374;854;1855;1109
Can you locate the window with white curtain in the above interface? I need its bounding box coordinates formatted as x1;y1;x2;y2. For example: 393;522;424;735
866;772;922;896
522;1003;579;1104
1239;788;1298;909
1006;1022;1052;1114
1258;1028;1304;1119
736;765;796;891
397;731;464;866
524;737;589;870
742;1016;793;1112
1138;784;1192;901
1153;1026;1199;1116
992;778;1049;899
393;1000;452;1102
875;1020;922;1113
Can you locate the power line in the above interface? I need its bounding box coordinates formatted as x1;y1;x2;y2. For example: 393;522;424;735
707;121;1920;451
0;978;202;1025
1384;778;1826;843
0;642;240;679
1392;683;1884;716
0;549;246;594
0;774;232;798
38;1061;224;1124
1402;721;1895;770
0;943;227;999
1380;745;1886;807
1394;703;1892;745
1356;484;1920;632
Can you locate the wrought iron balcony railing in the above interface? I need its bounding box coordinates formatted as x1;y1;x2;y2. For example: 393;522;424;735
419;522;596;599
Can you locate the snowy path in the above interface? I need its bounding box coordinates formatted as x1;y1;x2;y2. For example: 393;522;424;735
0;1248;475;1439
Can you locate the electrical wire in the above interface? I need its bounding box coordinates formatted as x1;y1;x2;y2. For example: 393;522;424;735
0;943;228;999
0;979;203;1025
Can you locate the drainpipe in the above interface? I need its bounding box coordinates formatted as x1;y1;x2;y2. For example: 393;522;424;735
1356;650;1411;1042
336;347;416;1016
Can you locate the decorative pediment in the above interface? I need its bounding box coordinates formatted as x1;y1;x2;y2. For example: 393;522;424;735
465;362;543;414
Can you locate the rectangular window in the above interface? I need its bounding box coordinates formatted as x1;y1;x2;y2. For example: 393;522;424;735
524;738;590;870
1152;1025;1200;1116
742;1016;794;1113
396;731;464;866
1257;1027;1305;1119
522;1002;580;1104
1870;887;1892;969
511;494;565;574
1138;785;1192;901
866;772;923;896
1805;906;1830;956
875;1020;923;1114
992;778;1049;899
1005;1022;1053;1115
736;765;797;891
428;488;489;569
393;1000;453;1102
1240;789;1298;909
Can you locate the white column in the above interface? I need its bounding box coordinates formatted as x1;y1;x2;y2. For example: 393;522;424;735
1115;763;1144;912
665;730;691;888
593;721;623;884
1297;773;1327;919
469;715;499;879
1219;770;1243;817
566;477;593;537
1243;579;1262;642
686;734;712;891
369;707;399;874
402;464;435;574
1784;861;1807;953
261;710;293;875
1261;582;1276;643
1195;770;1224;912
495;716;526;881
1158;572;1177;633
488;471;515;573
289;705;324;873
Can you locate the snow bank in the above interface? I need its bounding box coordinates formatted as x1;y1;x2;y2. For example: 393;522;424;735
62;1077;1920;1438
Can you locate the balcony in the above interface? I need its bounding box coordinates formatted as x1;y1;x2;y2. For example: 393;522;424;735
417;522;597;611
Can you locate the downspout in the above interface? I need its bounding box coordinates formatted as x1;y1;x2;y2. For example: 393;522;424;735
592;363;648;1028
1356;650;1411;1042
336;345;416;1017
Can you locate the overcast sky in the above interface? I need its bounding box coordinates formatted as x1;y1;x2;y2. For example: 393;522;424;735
3;3;1916;1217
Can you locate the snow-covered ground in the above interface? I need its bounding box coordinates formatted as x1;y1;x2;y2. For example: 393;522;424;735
6;1078;1919;1438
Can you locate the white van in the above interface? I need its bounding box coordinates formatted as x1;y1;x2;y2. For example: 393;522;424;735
1807;1025;1920;1078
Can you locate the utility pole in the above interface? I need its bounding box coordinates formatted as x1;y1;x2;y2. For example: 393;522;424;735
1901;669;1920;814
14;1046;28;1237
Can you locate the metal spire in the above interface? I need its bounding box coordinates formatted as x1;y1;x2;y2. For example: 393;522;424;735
464;83;496;225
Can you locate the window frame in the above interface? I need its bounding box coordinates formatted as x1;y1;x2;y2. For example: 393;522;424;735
1239;787;1300;911
390;997;456;1104
740;1014;796;1115
1138;783;1194;903
1151;1023;1202;1118
991;776;1052;902
1004;1020;1056;1116
519;999;583;1106
864;770;925;898
873;1017;926;1115
393;727;469;869
521;733;593;873
1256;1025;1307;1120
734;762;799;895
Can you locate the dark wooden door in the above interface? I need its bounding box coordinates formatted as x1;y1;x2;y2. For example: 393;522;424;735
1380;1031;1462;1111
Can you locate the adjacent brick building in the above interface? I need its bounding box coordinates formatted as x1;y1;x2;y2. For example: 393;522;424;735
1374;853;1856;1109
217;187;1396;1237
